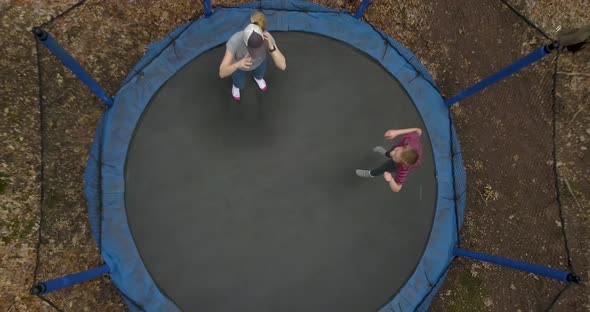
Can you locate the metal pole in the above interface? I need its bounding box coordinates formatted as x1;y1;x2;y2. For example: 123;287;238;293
32;27;114;107
444;41;559;107
31;264;110;295
454;248;580;283
203;0;212;17
354;0;371;19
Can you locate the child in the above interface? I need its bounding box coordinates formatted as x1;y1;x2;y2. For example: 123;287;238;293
356;128;422;192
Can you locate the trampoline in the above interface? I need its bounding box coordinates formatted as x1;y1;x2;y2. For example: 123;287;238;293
31;0;587;309
82;1;466;311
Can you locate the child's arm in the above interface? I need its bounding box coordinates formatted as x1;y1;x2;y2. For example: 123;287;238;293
384;128;422;140
383;172;402;192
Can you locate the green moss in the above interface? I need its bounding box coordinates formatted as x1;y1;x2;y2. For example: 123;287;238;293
447;271;485;312
0;187;66;244
0;216;37;245
45;190;62;210
0;172;9;194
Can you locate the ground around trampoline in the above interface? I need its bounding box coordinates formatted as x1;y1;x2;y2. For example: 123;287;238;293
0;0;588;311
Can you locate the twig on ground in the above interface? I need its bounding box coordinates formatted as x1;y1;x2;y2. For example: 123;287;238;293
556;71;590;78
565;106;584;129
470;185;487;206
562;177;583;211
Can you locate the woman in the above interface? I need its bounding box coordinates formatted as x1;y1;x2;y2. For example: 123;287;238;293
219;12;287;101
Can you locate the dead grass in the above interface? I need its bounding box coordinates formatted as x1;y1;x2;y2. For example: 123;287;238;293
0;0;588;310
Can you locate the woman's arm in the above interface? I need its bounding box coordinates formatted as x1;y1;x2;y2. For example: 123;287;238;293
264;32;286;70
383;172;402;192
219;49;251;78
384;128;422;140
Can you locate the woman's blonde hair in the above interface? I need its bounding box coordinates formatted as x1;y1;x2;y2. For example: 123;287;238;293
250;12;267;31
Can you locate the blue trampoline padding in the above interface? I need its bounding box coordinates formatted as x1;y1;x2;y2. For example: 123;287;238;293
84;1;466;311
416;267;451;311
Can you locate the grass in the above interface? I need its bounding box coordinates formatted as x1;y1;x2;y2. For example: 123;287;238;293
0;185;65;245
0;172;9;194
0;216;36;245
447;271;486;312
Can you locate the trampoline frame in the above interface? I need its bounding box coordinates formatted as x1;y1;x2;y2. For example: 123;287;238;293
96;3;464;310
30;0;579;311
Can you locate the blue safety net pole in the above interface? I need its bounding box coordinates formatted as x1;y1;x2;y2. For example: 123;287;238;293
454;248;580;283
31;264;110;295
444;41;559;107
32;27;114;108
354;0;371;19
203;0;212;17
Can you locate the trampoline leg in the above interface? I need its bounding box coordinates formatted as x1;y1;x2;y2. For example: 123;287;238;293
31;264;110;295
354;0;371;19
203;0;212;17
444;41;559;107
32;27;114;108
453;248;580;283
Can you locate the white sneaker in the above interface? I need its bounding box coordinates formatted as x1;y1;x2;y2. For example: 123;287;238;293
232;85;240;101
355;169;374;178
373;146;388;158
254;77;267;91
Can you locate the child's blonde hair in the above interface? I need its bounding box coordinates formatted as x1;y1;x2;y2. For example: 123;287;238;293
400;146;419;166
250;12;267;31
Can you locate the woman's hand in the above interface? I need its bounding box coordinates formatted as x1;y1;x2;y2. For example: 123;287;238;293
263;31;286;70
237;55;252;70
263;31;275;49
219;50;250;78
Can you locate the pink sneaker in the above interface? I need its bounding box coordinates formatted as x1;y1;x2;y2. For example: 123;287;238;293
232;85;240;101
254;77;267;92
